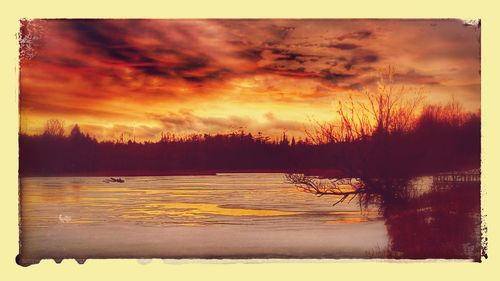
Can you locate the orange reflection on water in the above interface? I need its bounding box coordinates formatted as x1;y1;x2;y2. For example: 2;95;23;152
127;202;303;218
325;216;376;224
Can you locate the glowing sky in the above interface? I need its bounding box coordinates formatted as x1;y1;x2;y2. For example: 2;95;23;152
19;19;480;141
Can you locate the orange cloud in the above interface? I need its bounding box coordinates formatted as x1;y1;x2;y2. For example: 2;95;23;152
19;19;481;140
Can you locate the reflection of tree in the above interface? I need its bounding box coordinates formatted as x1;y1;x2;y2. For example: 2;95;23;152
385;182;481;260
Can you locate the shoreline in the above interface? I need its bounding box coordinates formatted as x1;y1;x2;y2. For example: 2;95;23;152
18;168;345;178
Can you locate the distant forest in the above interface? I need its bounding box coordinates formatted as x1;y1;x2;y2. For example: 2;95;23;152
19;105;480;177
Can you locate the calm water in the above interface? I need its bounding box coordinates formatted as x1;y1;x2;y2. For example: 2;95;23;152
20;173;389;259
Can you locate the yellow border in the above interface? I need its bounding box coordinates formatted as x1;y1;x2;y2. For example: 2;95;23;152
1;0;498;280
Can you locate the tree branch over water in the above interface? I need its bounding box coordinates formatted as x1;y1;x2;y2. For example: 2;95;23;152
285;173;367;206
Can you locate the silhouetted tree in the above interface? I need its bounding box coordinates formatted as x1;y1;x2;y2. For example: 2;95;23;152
305;66;424;144
43;119;65;137
287;66;475;209
70;124;82;139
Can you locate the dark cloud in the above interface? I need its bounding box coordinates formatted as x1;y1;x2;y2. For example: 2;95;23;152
69;20;121;45
154;111;250;133
153;110;304;135
394;69;441;85
30;20;381;92
344;53;379;70
325;43;360;50
155;113;194;128
262;66;319;79
261;112;303;132
237;48;263;61
20;94;131;119
102;124;163;141
68;20;148;63
174;56;210;72
133;65;170;77
337;30;373;41
37;56;87;68
274;51;305;63
63;20;232;83
363;54;378;63
320;69;355;81
269;25;296;40
269;48;323;62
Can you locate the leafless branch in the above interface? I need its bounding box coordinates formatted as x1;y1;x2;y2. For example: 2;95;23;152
285;173;367;206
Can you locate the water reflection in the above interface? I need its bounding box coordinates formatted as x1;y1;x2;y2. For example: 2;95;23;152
21;174;383;228
384;181;481;260
127;202;304;218
19;173;480;259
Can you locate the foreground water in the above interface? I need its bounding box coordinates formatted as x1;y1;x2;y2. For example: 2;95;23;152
20;173;388;259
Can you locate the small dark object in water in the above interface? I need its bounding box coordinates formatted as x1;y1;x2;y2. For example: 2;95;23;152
103;177;125;183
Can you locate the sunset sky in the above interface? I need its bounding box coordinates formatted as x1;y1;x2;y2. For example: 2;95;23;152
19;19;480;141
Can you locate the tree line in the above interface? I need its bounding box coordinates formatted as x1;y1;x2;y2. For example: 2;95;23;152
20;123;330;176
19;104;479;177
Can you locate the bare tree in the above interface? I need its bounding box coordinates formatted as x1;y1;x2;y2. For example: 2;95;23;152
43;119;65;137
417;98;470;128
291;66;425;206
306;66;424;144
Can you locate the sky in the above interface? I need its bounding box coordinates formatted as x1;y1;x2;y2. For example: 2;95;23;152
19;19;480;141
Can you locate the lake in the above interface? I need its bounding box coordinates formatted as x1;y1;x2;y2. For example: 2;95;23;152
19;173;389;259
